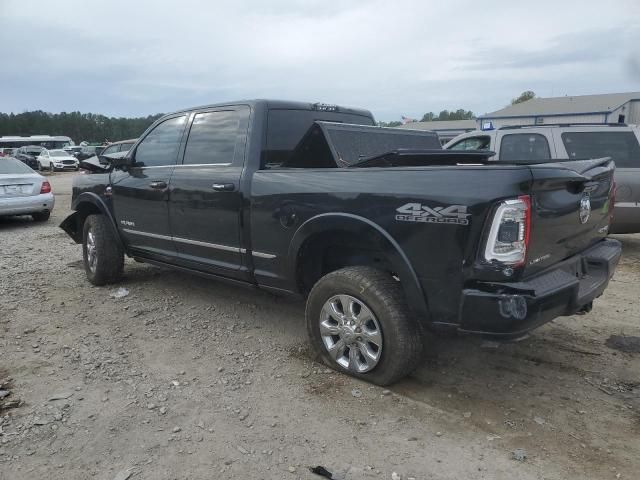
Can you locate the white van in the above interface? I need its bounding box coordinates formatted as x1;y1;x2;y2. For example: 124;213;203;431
444;124;640;234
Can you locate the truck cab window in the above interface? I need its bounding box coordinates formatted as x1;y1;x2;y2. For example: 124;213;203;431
263;109;374;169
499;133;551;162
134;115;186;167
183;110;240;165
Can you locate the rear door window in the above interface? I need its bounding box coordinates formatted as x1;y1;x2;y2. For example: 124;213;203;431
182;110;241;165
561;131;640;168
499;133;551;162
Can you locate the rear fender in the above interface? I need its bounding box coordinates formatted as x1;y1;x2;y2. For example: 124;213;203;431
59;192;122;248
288;213;430;323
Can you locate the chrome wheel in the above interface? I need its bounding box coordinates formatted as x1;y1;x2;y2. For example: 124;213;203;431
86;229;97;273
319;294;383;373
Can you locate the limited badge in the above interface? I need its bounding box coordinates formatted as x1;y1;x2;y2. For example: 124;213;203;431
579;193;591;224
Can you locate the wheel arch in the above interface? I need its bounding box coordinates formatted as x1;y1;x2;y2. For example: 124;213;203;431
60;192;123;248
288;213;430;323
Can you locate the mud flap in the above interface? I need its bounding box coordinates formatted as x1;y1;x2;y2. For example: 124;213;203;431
59;211;82;243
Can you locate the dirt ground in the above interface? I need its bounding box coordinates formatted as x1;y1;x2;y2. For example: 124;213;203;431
1;172;639;480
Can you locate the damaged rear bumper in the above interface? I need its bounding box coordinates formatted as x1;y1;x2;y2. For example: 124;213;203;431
457;238;621;338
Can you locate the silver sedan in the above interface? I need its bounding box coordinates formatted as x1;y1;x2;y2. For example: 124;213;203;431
0;157;55;221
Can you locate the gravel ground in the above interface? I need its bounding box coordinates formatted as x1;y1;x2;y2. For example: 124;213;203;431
1;172;639;480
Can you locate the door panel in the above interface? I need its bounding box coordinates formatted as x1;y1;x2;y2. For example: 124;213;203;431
111;115;187;259
168;107;250;278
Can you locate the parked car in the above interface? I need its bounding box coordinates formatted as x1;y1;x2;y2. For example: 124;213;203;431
0;156;54;221
98;139;137;156
14;146;44;170
64;146;84;158
444;124;640;234
38;149;80;171
77;139;137;172
76;145;103;161
60;100;620;385
0;147;17;157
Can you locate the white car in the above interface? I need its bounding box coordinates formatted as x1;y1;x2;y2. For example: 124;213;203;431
0;157;55;221
38;149;79;171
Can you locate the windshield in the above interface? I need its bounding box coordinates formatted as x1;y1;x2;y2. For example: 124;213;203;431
0;157;34;174
51;150;69;157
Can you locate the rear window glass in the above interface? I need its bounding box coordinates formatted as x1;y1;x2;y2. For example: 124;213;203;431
0;158;34;174
499;133;551;162
561;131;640;168
264;109;374;168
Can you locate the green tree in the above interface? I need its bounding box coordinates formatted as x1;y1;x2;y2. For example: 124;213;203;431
420;109;474;122
0;110;164;143
511;90;535;105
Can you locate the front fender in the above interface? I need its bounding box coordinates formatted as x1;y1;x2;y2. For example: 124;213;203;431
287;212;430;323
59;192;122;248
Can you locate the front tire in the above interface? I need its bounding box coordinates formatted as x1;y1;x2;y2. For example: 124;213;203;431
82;214;124;285
306;266;424;386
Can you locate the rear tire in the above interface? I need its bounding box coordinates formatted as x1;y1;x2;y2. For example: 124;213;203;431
31;211;50;222
306;266;424;386
82;214;124;285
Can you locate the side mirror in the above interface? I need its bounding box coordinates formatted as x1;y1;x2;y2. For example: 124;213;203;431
109;155;134;169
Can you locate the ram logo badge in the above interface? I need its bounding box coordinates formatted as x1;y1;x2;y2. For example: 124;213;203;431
579;194;591;224
396;203;470;225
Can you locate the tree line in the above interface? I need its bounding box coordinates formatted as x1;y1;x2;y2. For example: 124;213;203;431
0;110;163;144
1;91;537;139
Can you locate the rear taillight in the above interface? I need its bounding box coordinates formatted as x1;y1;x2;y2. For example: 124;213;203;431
40;181;52;194
484;195;531;266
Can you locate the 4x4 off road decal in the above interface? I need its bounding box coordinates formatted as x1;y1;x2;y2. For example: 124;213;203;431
395;203;470;225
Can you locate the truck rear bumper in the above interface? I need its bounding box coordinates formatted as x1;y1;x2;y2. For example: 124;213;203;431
457;238;621;338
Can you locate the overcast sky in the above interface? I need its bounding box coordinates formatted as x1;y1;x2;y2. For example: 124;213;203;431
1;0;639;121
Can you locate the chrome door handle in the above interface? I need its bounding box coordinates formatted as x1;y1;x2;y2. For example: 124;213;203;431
212;183;236;192
149;181;167;189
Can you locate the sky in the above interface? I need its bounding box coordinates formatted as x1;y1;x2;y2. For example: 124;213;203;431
1;0;639;121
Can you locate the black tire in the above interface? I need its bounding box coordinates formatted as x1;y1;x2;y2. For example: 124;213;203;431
38;162;44;171
31;210;50;222
306;266;424;386
82;214;124;285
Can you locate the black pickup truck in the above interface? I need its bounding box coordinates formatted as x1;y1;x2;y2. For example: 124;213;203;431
61;100;621;385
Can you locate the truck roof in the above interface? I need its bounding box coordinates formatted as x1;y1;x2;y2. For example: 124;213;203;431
167;99;373;119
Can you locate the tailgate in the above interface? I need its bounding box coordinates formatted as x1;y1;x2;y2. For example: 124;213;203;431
524;157;614;276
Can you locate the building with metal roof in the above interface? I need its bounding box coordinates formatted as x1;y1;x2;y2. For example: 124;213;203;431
397;119;477;144
477;92;640;129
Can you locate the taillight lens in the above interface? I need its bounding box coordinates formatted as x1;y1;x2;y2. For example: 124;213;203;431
40;181;52;194
484;195;531;266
